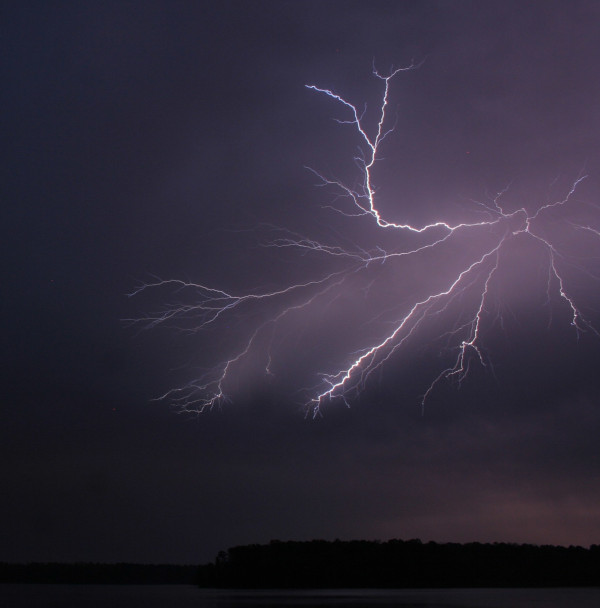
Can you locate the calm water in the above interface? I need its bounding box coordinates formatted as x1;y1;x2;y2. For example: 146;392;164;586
1;586;600;608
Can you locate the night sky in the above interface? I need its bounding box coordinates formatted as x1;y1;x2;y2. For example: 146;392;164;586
3;1;600;565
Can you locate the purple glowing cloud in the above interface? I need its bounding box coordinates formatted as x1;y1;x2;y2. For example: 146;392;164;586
131;64;600;416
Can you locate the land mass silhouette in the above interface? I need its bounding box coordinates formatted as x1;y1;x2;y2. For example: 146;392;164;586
201;539;600;588
3;539;600;587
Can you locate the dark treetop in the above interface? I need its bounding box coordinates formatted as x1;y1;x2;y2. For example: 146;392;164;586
200;539;600;589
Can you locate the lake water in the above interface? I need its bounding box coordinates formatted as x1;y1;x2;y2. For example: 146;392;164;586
2;586;600;608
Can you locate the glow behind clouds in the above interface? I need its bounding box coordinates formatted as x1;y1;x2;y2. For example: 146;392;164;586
132;65;600;416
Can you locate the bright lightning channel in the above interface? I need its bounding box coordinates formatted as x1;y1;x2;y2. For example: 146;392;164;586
131;63;599;417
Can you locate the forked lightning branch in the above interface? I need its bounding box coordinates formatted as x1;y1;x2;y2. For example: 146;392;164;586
131;64;599;416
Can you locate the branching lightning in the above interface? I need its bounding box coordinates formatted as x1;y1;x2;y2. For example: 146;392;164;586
131;64;600;417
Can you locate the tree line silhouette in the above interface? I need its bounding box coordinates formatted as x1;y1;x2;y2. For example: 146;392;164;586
199;539;600;588
3;539;599;586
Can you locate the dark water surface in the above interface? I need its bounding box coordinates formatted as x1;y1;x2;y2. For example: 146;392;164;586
2;586;600;608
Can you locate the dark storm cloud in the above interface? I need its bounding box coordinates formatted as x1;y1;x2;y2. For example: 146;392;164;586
2;1;600;564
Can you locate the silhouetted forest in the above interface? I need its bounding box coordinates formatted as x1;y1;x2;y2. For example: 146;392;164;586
3;540;600;586
199;539;600;588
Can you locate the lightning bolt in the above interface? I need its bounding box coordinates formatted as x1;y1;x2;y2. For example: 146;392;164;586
130;63;600;417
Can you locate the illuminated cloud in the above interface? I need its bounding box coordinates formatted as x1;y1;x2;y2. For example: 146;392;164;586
131;64;600;417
